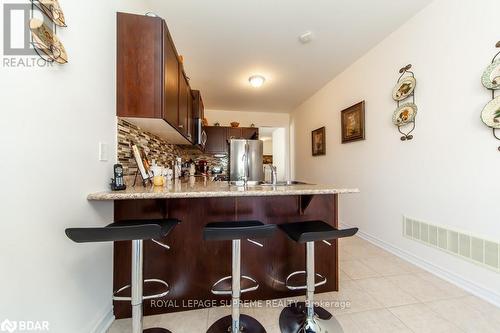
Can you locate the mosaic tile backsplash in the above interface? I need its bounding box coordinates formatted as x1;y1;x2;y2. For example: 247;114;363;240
117;119;228;177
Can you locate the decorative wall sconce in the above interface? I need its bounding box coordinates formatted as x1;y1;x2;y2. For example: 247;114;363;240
31;0;66;27
29;0;68;64
392;64;417;141
480;41;500;151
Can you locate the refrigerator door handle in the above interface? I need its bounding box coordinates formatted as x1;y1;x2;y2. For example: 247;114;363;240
201;130;207;146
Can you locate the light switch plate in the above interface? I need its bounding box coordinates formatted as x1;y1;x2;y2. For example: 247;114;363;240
99;142;108;161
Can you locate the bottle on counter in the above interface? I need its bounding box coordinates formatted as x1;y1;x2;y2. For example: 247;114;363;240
189;160;196;176
174;157;182;179
164;166;173;182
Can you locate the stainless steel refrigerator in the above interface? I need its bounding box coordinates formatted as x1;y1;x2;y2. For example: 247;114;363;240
229;139;264;182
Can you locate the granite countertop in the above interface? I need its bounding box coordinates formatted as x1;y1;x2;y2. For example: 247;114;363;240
87;178;359;200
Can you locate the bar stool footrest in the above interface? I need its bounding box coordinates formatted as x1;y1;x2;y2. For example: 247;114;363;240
285;271;327;290
143;328;173;333
210;275;259;295
113;278;170;301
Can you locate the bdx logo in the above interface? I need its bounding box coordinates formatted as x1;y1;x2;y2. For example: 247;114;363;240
0;319;50;332
0;320;16;333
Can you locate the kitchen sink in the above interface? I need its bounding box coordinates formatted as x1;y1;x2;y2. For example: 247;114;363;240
229;180;312;187
260;180;312;186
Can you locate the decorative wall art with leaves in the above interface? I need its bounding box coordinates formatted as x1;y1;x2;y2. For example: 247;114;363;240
392;64;417;141
480;41;500;151
29;0;68;64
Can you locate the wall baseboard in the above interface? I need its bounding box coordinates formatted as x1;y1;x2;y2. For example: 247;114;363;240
340;222;500;308
91;306;114;333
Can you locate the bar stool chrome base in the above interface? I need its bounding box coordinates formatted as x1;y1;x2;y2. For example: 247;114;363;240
279;302;343;333
65;219;181;333
207;314;266;333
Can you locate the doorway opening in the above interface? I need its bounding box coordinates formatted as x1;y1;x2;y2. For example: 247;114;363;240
259;127;287;182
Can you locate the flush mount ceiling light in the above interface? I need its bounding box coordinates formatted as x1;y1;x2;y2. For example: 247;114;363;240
248;75;266;88
299;31;313;44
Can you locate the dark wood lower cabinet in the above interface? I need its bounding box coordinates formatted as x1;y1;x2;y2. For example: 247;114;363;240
113;194;339;318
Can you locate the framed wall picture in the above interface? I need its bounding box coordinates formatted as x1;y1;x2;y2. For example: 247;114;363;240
311;127;326;156
341;101;365;143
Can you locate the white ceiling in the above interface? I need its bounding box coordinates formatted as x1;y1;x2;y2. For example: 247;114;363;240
146;0;432;113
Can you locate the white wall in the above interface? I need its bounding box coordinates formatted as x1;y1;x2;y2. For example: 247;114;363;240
291;0;500;304
206;109;291;179
262;139;273;155
272;128;286;181
0;1;148;332
205;109;289;128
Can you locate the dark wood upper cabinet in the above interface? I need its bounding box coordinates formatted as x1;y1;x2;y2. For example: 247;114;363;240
204;126;259;154
227;127;259;140
191;90;204;150
162;23;179;126
117;13;162;118
186;80;193;140
117;12;198;145
204;126;228;154
227;127;242;140
178;71;188;136
242;127;259;140
191;90;204;119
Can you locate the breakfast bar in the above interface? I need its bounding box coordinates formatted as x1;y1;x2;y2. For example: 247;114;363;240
88;179;358;319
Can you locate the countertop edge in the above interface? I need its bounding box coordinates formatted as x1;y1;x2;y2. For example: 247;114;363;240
87;188;360;201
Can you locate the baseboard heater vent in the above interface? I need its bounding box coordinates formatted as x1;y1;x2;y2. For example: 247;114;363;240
403;216;500;272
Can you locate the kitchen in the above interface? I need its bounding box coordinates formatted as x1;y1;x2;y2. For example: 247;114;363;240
91;15;358;333
1;1;500;333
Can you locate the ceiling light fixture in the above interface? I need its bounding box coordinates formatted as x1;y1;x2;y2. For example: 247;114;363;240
299;31;313;44
248;75;265;88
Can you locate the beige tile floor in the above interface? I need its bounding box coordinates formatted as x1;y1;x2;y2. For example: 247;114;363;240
108;236;500;333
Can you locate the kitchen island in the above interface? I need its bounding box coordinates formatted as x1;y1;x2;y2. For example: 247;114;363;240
88;178;358;319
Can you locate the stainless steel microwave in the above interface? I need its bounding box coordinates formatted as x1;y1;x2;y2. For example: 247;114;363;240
195;118;207;148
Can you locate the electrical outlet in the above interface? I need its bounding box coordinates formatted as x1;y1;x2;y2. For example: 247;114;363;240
99;142;108;161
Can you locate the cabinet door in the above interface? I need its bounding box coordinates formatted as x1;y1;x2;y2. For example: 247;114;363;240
242;128;259;140
199;94;205;120
178;71;188;135
186;88;193;142
191;90;204;119
227;128;242;140
163;25;179;127
117;13;163;118
205;126;228;154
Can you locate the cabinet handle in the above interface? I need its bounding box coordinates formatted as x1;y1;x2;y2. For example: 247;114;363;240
178;125;184;128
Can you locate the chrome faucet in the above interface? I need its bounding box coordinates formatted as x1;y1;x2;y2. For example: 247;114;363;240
268;165;277;185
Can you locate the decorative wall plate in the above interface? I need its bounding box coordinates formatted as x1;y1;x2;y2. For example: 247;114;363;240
481;58;500;90
392;103;417;126
31;0;66;27
29;18;68;64
392;76;416;101
481;96;500;129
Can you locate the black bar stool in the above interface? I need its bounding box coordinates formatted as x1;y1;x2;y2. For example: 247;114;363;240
203;220;277;333
66;218;180;333
278;220;358;333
